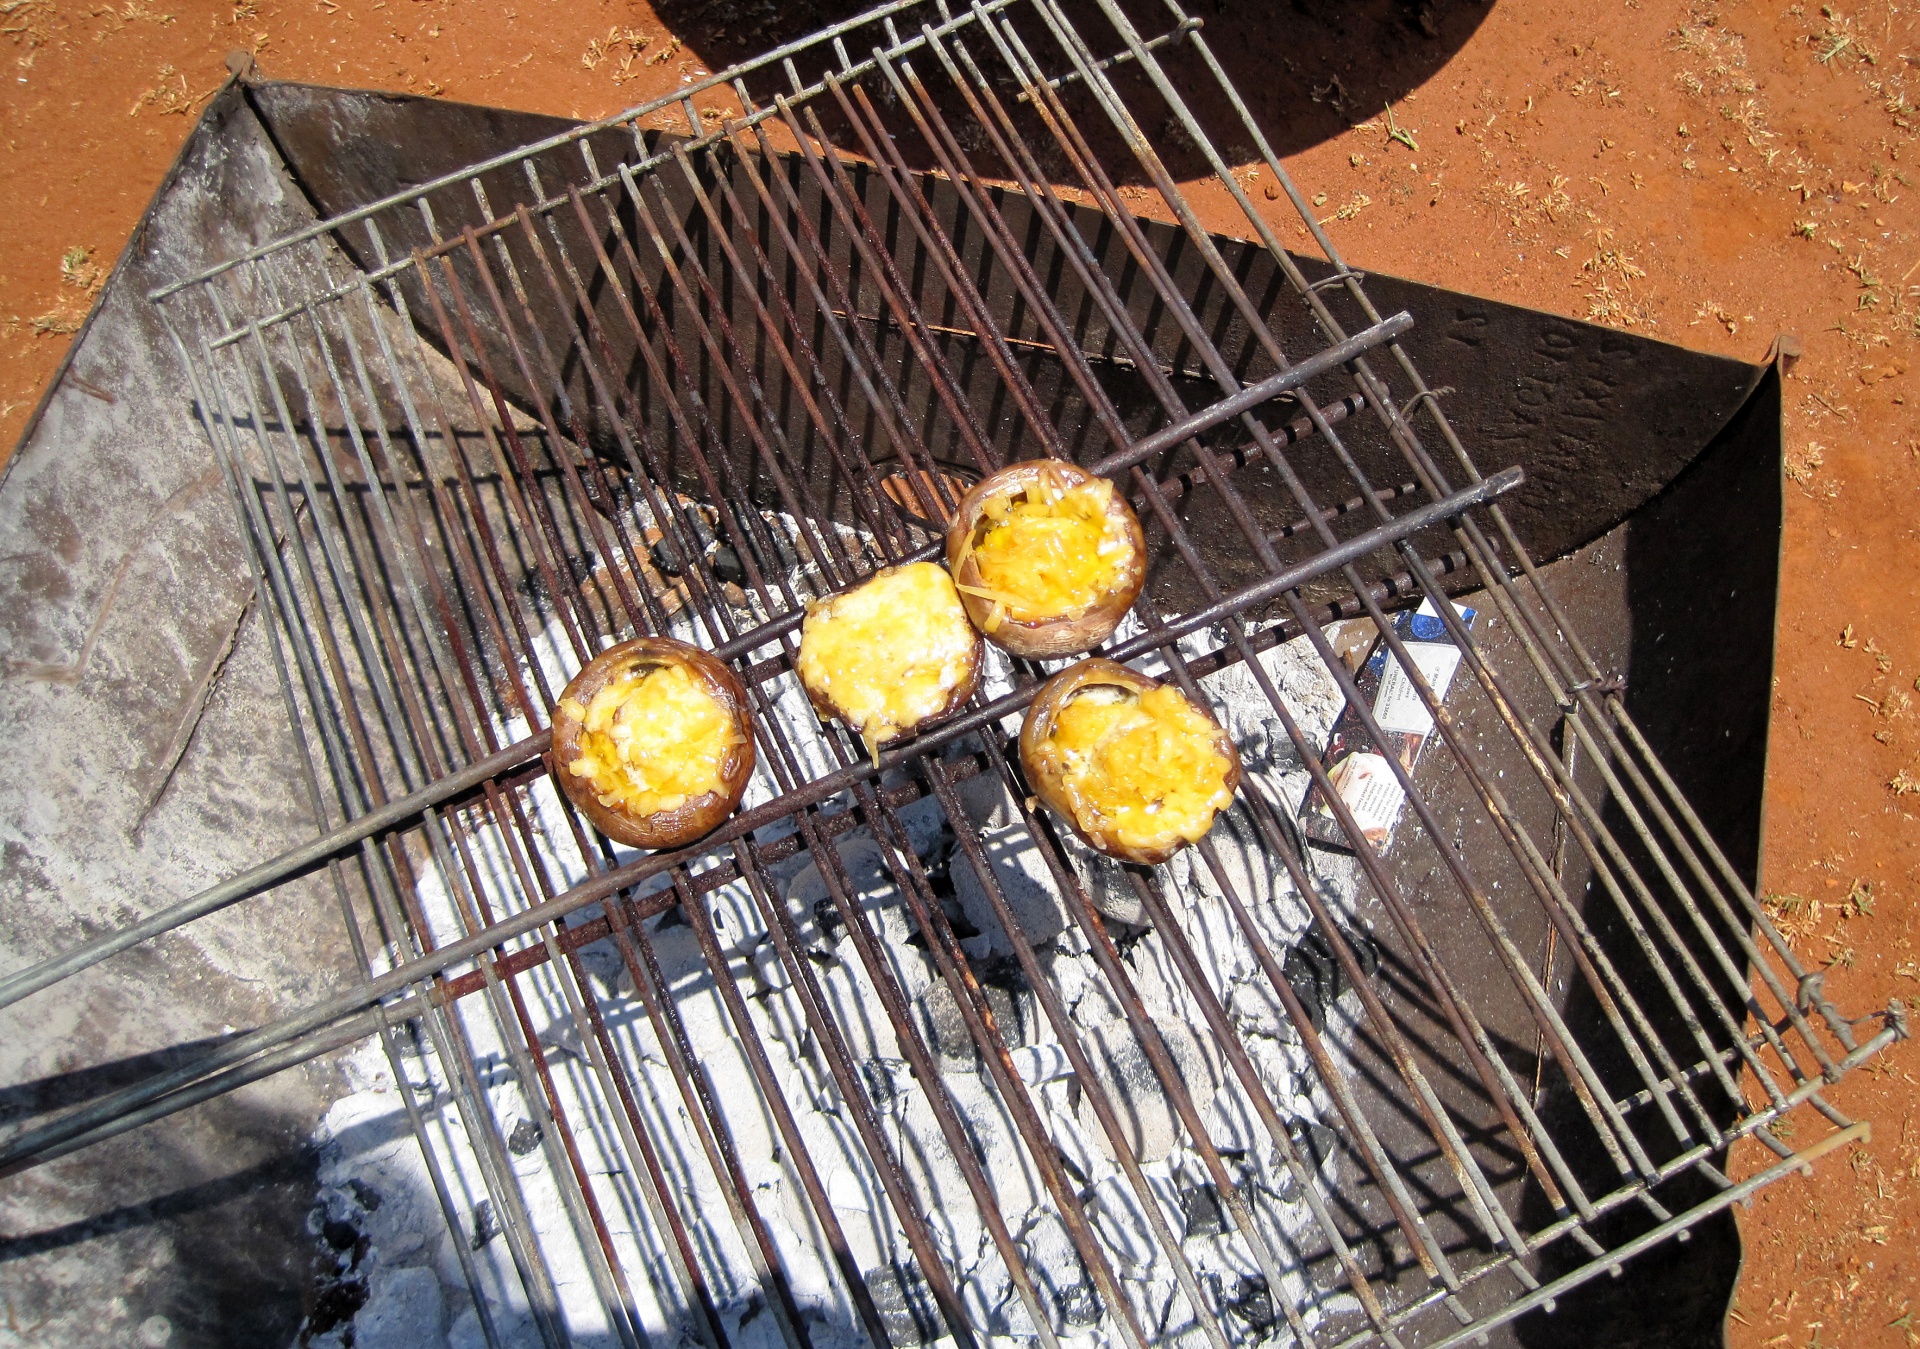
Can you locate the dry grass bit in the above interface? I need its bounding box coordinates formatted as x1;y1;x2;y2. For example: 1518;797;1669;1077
1582;228;1652;328
1785;440;1826;482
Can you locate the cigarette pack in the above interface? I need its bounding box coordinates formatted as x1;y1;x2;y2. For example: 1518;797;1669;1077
1300;597;1477;852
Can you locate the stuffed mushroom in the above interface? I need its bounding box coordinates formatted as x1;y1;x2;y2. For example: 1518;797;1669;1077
796;561;982;759
945;460;1146;659
552;637;756;850
1020;658;1242;864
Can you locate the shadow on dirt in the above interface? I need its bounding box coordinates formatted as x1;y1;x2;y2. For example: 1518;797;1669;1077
663;0;1493;166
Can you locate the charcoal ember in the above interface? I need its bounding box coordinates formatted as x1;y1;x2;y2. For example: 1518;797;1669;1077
915;970;1023;1066
710;544;748;587
706;881;766;956
860;1058;911;1116
1077;1013;1221;1167
1085;1173;1161;1269
468;1199;499;1252
1345;923;1381;979
949;753;1018;831
648;533;691;577
1194;802;1292;911
915;981;971;1062
864;1264;941;1346
1228;1274;1278;1334
1017;1214;1100;1334
787;838;913;947
1282;937;1336;1032
1282;923;1380;1031
1076;1022;1179;1165
1180;1183;1227;1239
1067;842;1150;927
353;1265;445;1349
1057;1279;1102;1329
1205;1082;1262;1155
811;895;843;945
1010;1042;1072;1086
1290;1118;1340;1170
506;1118;541;1156
750;940;794;997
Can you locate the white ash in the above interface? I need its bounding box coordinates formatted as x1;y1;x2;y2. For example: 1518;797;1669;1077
300;509;1384;1348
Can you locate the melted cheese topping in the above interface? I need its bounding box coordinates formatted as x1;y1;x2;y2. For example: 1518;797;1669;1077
958;475;1129;629
1045;684;1235;853
559;662;736;818
796;562;975;753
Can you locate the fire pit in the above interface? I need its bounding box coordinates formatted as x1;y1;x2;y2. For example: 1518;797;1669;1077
0;2;1902;1346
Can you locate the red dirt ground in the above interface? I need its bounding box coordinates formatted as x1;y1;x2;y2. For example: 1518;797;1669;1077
2;0;1914;1343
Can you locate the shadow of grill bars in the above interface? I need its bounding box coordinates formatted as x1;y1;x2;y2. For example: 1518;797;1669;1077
0;1;1902;1347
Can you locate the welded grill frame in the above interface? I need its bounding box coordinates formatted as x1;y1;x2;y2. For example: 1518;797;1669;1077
0;1;1901;1346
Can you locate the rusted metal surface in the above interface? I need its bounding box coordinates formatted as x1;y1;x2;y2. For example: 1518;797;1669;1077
0;3;1904;1346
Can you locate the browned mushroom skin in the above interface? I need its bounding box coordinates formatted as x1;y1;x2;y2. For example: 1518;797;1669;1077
1019;657;1244;865
550;637;757;850
944;460;1147;659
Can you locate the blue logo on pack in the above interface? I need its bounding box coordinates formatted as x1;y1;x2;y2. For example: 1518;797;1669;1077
1404;603;1476;642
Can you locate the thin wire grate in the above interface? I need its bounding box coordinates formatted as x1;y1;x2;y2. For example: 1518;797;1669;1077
7;1;1899;1346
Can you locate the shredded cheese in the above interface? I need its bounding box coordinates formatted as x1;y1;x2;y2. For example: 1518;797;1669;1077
565;662;735;818
796;562;975;754
967;473;1128;622
1044;684;1235;853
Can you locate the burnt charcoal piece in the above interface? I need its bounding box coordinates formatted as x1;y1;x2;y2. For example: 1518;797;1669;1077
303;1271;368;1342
915;978;1022;1064
469;1199;500;1251
649;535;690;577
1181;1184;1227;1239
1283;923;1382;1030
812;894;844;944
1058;1280;1103;1329
1228;1275;1277;1333
861;1058;910;1116
710;544;748;587
507;1118;542;1156
652;516;717;577
1282;931;1339;1031
1291;1119;1340;1169
865;1264;941;1346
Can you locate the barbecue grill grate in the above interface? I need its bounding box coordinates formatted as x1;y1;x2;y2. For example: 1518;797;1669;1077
2;1;1903;1346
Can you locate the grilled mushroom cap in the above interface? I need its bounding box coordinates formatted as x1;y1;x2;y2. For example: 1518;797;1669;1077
796;561;983;759
945;459;1146;659
551;637;756;850
1019;657;1243;865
